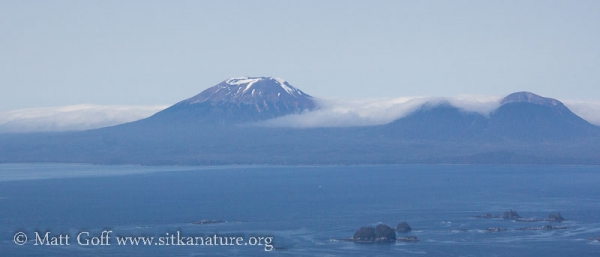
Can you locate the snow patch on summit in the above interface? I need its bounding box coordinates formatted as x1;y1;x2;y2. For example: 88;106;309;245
225;77;262;93
225;77;259;85
272;77;296;96
222;77;304;97
184;76;313;107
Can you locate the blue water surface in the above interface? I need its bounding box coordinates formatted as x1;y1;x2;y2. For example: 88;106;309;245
0;164;599;256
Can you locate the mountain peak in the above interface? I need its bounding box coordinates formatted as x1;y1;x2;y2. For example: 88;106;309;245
183;76;313;106
500;92;563;107
146;77;317;124
224;76;301;96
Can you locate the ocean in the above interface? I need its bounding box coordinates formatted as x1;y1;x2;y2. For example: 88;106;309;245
1;164;599;256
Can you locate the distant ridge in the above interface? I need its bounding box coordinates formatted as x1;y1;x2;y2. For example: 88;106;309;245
381;91;598;141
500;91;563;106
0;79;599;165
490;91;598;140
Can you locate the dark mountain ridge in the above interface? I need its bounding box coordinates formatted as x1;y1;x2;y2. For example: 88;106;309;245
489;92;598;141
381;92;598;142
1;78;599;165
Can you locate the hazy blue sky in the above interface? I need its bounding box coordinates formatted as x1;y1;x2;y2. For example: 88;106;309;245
1;1;599;111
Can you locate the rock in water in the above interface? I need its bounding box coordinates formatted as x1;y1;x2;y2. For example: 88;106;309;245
352;224;396;242
191;219;225;225
396;221;412;233
502;210;521;219
486;227;507;232
353;227;376;242
473;213;499;219
375;224;397;241
547;212;565;222
397;236;419;242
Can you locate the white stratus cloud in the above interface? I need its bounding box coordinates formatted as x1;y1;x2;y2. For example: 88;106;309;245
260;95;503;128
0;105;168;133
563;100;600;126
1;97;599;133
259;96;600;128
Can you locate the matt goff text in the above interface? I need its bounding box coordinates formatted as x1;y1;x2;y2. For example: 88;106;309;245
13;230;274;251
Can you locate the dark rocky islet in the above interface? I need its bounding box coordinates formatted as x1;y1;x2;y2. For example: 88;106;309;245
502;210;521;220
350;223;418;243
352;224;397;243
486;227;508;232
191;219;226;225
396;221;412;233
516;225;567;231
397;236;419;242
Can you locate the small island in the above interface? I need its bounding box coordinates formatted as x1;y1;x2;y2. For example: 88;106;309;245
502;210;521;220
349;223;419;243
474;210;566;223
353;224;397;242
473;213;500;219
547;213;565;222
472;210;521;219
191;219;225;225
516;225;567;231
516;212;566;223
396;221;412;233
486;227;507;232
588;236;600;242
397;236;419;242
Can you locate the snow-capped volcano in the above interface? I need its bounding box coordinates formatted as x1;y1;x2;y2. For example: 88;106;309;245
182;77;314;108
144;77;317;124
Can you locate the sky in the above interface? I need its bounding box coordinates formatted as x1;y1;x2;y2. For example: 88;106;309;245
1;0;599;112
